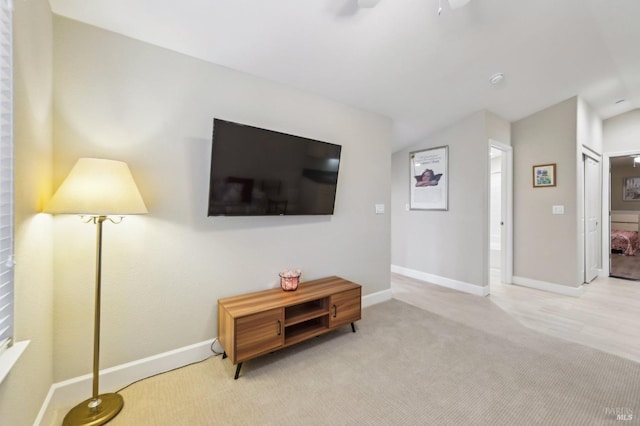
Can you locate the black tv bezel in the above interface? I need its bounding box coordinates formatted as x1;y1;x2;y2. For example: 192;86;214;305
207;119;342;217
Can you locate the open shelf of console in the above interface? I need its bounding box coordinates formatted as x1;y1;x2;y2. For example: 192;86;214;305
284;316;329;346
285;299;328;326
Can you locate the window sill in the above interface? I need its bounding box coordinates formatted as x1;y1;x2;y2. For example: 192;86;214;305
0;340;30;384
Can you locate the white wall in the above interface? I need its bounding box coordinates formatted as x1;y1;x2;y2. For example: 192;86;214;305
486;111;511;145
603;109;640;154
577;97;603;154
512;97;580;287
51;17;392;382
391;111;507;292
0;1;55;425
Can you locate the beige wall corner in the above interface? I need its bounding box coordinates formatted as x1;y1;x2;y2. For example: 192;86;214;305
391;111;490;289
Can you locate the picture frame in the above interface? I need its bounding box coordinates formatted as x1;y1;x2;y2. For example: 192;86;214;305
410;145;448;210
532;163;556;188
623;177;640;201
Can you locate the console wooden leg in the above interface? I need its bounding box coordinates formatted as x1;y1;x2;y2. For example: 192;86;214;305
222;352;227;359
351;322;356;333
234;362;243;380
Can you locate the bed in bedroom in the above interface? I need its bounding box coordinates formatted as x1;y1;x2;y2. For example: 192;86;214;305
611;213;640;255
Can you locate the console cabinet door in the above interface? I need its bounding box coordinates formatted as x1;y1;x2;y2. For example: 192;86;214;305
236;308;284;362
329;288;361;328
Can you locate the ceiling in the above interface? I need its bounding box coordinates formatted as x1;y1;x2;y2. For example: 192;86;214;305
48;0;640;152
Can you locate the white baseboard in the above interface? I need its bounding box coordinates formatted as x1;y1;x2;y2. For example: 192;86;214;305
391;265;489;297
362;289;392;307
512;276;585;297
36;339;216;426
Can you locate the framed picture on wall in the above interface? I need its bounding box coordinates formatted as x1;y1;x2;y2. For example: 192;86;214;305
623;177;640;201
532;163;556;188
409;146;448;210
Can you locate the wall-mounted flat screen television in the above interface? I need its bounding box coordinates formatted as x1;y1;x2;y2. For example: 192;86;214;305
208;119;342;216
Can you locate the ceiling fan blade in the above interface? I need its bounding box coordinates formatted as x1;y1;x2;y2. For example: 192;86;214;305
356;0;470;11
358;0;382;8
448;0;471;9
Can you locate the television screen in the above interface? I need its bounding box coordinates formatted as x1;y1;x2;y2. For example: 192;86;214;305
208;119;342;216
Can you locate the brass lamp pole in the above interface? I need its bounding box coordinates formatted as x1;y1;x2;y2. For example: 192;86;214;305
46;158;147;426
66;215;124;425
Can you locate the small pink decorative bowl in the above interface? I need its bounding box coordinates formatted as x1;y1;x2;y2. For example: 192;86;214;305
279;270;301;291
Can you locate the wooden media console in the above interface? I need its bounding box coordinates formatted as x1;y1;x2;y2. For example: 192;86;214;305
217;276;362;379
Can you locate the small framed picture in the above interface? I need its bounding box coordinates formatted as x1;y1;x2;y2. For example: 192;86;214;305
533;164;556;188
623;177;640;201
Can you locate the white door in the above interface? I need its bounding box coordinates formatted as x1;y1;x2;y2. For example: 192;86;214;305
584;154;601;283
488;141;513;289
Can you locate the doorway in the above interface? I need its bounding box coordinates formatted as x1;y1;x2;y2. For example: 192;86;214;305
490;148;502;273
609;155;640;280
489;141;513;291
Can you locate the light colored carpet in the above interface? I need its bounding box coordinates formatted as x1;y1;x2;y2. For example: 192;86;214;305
102;300;639;425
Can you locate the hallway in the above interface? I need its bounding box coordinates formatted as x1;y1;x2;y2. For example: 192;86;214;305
391;272;640;363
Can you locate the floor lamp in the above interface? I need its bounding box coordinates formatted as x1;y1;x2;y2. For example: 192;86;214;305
46;158;147;426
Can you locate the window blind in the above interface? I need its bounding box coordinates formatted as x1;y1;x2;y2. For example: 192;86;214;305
0;0;14;357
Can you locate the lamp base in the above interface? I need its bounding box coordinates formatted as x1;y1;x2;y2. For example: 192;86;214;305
63;393;124;426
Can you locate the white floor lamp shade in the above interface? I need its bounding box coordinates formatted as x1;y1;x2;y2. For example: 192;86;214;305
46;158;147;216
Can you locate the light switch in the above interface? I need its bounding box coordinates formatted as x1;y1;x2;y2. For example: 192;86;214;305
552;205;565;215
375;204;385;214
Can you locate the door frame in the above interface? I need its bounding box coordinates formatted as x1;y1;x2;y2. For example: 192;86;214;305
489;140;513;287
602;149;640;277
